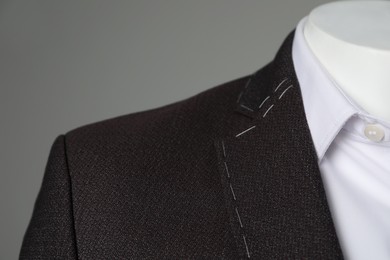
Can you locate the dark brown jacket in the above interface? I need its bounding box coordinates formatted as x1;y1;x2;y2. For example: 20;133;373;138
20;31;343;259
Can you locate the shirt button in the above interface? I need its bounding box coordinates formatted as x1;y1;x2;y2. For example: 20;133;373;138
364;124;385;142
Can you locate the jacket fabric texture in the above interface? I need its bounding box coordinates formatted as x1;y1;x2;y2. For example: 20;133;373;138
20;30;344;259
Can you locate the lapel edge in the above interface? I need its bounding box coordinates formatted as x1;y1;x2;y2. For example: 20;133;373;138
214;139;251;259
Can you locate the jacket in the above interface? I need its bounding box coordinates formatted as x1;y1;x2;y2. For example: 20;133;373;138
20;30;344;259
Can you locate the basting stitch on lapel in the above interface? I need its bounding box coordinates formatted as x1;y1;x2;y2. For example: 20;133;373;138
219;78;295;257
235;207;244;228
222;79;294;256
217;30;343;257
278;85;294;99
220;140;251;258
274;78;288;92
223;162;230;178
221;141;226;157
258;96;270;109
234;78;294;137
229;184;237;200
239;104;254;112
236;74;253;103
235;126;257;138
262;104;274;118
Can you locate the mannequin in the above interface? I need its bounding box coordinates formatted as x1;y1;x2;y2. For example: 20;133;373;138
299;2;390;259
304;1;390;122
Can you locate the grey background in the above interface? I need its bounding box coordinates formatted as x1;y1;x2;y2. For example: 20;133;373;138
0;0;370;258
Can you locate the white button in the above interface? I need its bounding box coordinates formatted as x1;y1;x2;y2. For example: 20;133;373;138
364;124;385;142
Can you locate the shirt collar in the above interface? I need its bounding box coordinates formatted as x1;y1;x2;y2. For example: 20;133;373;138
292;16;360;162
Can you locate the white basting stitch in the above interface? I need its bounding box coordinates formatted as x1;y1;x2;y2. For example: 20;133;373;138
278;85;293;99
235;207;243;228
242;235;250;258
229;183;237;200
235;126;256;137
244;77;252;89
258;96;270;109
236;91;244;103
224;162;230;178
240;104;254;112
237;75;253;103
274;78;288;92
262;104;274;118
221;140;250;259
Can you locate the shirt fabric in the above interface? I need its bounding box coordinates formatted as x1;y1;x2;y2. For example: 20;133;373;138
292;16;390;260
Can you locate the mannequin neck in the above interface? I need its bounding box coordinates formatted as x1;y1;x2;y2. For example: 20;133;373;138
303;1;390;122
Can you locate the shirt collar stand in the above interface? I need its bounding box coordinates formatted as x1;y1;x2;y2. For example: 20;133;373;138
292;16;361;162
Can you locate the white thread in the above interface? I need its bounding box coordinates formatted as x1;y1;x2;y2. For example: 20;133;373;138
235;207;243;228
237;91;244;103
221;141;226;158
278;85;293;99
230;183;237;200
262;104;274;118
222;79;291;260
274;78;288;92
243;235;250;258
258;96;270;109
224;162;230;178
221;140;250;259
235;126;256;137
240;104;254;112
244;77;252;89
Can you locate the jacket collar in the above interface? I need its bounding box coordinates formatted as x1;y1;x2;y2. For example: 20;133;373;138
214;30;343;258
234;30;298;120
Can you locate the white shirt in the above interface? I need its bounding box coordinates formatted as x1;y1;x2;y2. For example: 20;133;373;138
292;17;390;260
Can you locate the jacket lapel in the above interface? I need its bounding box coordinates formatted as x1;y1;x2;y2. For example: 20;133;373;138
214;31;343;259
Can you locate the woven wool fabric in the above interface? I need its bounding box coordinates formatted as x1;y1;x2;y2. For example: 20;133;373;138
20;30;344;259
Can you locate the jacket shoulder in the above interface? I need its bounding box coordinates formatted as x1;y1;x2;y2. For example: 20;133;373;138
65;75;249;146
58;75;251;258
